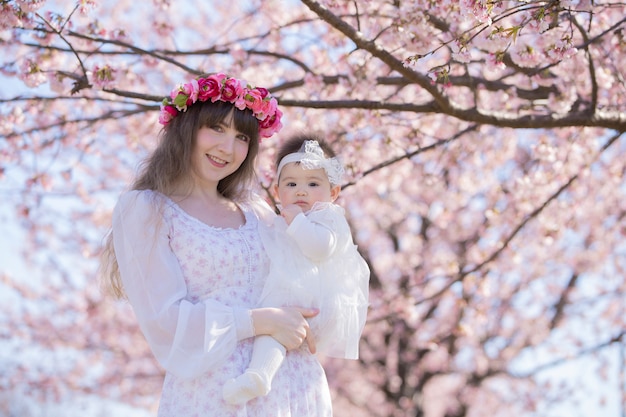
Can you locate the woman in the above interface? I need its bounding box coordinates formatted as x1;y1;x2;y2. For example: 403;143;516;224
100;73;333;416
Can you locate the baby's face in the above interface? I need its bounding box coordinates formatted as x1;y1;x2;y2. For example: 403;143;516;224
275;162;339;212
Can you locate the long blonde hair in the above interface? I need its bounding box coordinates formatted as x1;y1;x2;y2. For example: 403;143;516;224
99;100;260;298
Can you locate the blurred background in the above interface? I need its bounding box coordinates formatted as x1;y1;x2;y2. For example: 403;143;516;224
1;1;625;416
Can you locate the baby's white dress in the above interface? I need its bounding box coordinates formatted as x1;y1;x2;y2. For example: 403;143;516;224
259;202;370;359
112;190;333;417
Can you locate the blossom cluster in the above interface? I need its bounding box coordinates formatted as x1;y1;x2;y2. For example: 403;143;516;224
159;73;283;139
92;65;116;88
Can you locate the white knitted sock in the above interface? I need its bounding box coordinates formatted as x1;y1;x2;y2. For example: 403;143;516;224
222;335;286;405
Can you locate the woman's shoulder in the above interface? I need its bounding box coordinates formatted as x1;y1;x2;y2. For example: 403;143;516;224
115;189;168;214
237;192;277;225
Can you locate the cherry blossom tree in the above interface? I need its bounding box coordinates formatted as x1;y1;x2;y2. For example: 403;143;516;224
1;0;625;416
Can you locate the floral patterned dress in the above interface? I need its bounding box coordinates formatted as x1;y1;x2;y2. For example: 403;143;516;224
112;190;333;417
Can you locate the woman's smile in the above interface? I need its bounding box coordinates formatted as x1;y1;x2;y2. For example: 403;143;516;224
207;153;229;168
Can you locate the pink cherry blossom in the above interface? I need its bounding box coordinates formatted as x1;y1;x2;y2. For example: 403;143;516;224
2;2;625;417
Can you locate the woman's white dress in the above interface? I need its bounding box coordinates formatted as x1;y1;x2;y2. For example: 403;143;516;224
259;202;370;359
112;190;333;416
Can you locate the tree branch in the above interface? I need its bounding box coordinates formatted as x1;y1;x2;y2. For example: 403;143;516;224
415;130;624;305
571;13;598;115
550;273;579;329
512;331;625;378
299;0;448;106
279;98;626;130
341;125;479;190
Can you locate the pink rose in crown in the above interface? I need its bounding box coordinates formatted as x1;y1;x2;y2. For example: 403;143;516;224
171;79;199;110
220;77;243;103
255;87;269;99
182;79;200;105
258;106;283;139
248;92;278;122
246;88;267;113
241;89;268;118
198;75;222;102
234;87;251;112
258;95;278;121
159;105;178;125
213;72;228;84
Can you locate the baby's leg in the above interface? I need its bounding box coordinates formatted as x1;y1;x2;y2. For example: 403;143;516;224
222;335;286;405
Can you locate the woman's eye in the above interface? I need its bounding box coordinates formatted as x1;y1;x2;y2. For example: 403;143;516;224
210;124;224;132
237;134;250;143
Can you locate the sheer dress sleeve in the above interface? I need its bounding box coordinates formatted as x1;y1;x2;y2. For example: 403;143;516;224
112;190;254;379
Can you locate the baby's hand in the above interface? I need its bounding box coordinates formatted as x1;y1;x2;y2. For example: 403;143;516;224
280;204;303;225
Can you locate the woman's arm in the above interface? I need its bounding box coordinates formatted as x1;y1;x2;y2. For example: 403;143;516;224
112;191;254;379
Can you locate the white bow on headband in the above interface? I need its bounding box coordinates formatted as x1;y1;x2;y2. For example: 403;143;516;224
276;140;345;185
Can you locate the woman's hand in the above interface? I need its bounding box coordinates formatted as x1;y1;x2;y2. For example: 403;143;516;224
251;307;318;352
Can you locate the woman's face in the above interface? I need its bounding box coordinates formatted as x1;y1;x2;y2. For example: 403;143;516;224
190;113;251;188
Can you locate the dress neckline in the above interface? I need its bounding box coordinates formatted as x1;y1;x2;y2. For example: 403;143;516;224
163;195;251;231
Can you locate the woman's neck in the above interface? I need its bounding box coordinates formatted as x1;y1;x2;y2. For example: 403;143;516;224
176;191;245;229
170;180;225;204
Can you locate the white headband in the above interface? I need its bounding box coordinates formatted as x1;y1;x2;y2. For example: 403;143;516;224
276;140;345;185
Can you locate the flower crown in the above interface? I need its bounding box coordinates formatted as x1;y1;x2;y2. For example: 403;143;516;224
158;73;283;139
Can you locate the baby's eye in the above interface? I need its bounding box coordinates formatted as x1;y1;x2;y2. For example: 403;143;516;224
286;182;297;187
309;182;320;187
